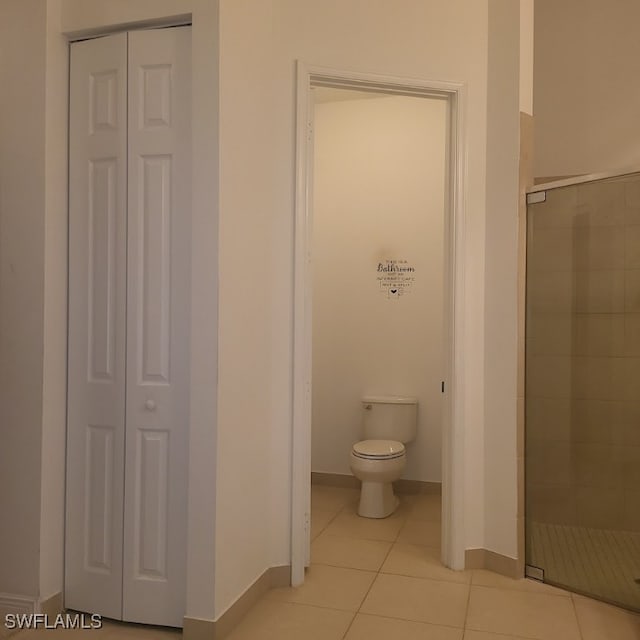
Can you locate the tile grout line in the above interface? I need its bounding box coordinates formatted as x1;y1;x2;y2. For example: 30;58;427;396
354;609;462;628
340;500;410;639
315;489;469;638
461;562;474;636
281;599;365;615
570;593;586;640
316;487;629;640
311;493;353;540
310;491;358;640
338;611;358;640
469;581;574;599
315;489;382;640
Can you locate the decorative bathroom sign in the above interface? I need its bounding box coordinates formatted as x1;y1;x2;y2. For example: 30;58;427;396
376;259;416;299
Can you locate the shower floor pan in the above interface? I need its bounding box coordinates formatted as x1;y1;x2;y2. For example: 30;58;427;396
529;521;640;612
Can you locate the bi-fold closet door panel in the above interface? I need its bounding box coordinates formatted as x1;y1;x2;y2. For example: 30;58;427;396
123;27;191;625
66;27;191;628
67;32;128;621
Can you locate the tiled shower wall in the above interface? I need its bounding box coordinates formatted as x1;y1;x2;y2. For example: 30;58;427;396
526;174;640;533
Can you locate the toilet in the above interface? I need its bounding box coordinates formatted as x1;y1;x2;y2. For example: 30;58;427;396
349;395;418;518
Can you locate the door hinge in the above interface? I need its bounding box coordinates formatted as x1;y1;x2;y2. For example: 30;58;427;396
526;190;546;205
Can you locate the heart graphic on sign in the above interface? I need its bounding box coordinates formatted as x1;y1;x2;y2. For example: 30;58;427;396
391;289;398;294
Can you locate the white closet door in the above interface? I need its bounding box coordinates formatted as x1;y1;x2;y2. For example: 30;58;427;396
66;27;191;627
66;32;128;619
122;27;191;627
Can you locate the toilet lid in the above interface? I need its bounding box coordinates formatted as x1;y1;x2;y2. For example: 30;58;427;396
352;440;405;460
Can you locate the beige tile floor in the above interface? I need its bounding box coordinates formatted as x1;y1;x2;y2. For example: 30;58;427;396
229;486;640;640
7;620;180;640
9;485;640;640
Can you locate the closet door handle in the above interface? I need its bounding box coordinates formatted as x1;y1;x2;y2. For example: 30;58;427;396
145;399;157;411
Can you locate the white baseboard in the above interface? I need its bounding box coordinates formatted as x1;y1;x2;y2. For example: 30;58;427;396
311;471;442;495
183;565;290;640
37;592;63;617
465;548;522;579
0;594;35;639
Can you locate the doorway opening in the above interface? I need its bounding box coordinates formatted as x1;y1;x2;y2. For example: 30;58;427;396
292;66;467;585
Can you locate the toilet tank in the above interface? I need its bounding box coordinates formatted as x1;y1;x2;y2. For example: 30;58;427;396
362;396;418;443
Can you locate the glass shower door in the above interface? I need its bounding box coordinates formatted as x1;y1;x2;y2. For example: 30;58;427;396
525;172;640;611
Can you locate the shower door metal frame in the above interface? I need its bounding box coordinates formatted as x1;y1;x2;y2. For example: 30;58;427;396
525;167;640;611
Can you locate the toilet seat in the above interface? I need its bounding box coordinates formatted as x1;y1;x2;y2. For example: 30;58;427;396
352;439;405;460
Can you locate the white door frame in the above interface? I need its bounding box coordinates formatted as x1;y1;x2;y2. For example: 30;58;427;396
292;63;468;585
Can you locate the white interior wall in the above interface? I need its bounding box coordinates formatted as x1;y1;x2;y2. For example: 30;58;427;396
519;0;534;116
60;0;192;32
534;0;640;177
0;0;47;602
266;0;493;578
215;0;276;616
311;94;447;482
0;0;220;624
0;0;525;625
203;0;522;614
39;0;68;603
483;0;521;559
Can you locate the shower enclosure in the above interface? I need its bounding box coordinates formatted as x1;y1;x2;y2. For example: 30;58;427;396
525;171;640;611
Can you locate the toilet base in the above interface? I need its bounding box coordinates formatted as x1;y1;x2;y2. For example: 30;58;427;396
357;480;399;518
